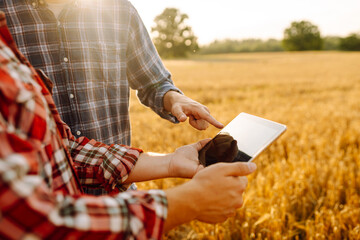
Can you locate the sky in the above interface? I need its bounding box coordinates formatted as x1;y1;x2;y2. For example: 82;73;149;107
129;0;360;45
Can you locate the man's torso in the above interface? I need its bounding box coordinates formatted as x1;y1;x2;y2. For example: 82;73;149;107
1;0;134;145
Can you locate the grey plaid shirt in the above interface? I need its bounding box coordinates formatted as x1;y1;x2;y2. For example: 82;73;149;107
1;0;180;145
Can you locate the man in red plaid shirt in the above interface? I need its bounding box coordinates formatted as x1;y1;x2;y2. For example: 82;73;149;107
0;11;256;239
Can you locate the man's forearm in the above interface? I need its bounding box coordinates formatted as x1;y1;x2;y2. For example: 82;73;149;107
163;182;199;232
123;152;173;183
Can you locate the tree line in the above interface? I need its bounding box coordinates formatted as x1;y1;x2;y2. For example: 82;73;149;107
151;8;360;58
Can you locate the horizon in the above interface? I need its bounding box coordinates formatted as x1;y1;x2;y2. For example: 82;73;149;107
130;0;360;45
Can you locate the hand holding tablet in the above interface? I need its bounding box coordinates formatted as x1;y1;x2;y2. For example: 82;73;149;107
198;112;287;166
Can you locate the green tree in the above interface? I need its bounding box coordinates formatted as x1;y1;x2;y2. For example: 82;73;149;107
282;21;323;51
339;33;360;51
151;8;199;58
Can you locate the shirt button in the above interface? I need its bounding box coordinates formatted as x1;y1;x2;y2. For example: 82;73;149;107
69;93;74;99
63;57;69;62
76;131;82;136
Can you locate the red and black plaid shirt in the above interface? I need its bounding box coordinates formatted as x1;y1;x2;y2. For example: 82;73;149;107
0;11;167;239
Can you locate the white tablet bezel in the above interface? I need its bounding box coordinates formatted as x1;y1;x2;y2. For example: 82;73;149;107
217;112;287;162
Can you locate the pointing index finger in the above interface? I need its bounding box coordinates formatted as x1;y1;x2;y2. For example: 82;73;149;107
198;110;224;129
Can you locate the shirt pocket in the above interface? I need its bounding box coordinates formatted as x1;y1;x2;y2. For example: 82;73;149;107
88;42;119;63
75;42;124;87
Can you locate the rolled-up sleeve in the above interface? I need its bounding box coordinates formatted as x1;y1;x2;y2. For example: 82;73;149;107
126;3;182;123
62;123;142;193
0;152;167;239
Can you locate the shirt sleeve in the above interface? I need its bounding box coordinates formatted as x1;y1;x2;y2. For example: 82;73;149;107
126;2;182;123
67;134;142;193
44;104;139;193
0;150;167;239
40;77;143;193
0;103;167;240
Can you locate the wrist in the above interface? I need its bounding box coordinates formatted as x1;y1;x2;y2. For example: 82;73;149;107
181;181;202;218
164;181;200;232
163;90;181;112
167;152;177;178
124;152;172;183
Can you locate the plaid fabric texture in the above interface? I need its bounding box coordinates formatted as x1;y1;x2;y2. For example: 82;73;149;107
0;0;181;146
0;12;167;239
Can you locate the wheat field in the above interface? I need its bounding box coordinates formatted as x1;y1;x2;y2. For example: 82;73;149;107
129;52;360;239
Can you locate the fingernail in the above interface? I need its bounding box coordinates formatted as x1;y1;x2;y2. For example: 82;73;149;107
247;162;257;172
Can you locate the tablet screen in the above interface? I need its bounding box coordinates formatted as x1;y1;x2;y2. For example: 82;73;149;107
198;113;286;166
221;114;280;157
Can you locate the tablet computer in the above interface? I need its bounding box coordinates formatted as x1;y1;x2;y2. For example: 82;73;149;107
198;112;287;166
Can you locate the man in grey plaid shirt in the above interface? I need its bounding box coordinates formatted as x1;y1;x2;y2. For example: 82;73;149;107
0;0;223;147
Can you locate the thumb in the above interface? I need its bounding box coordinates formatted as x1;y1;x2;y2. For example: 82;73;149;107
194;138;212;151
172;105;187;122
218;162;257;177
